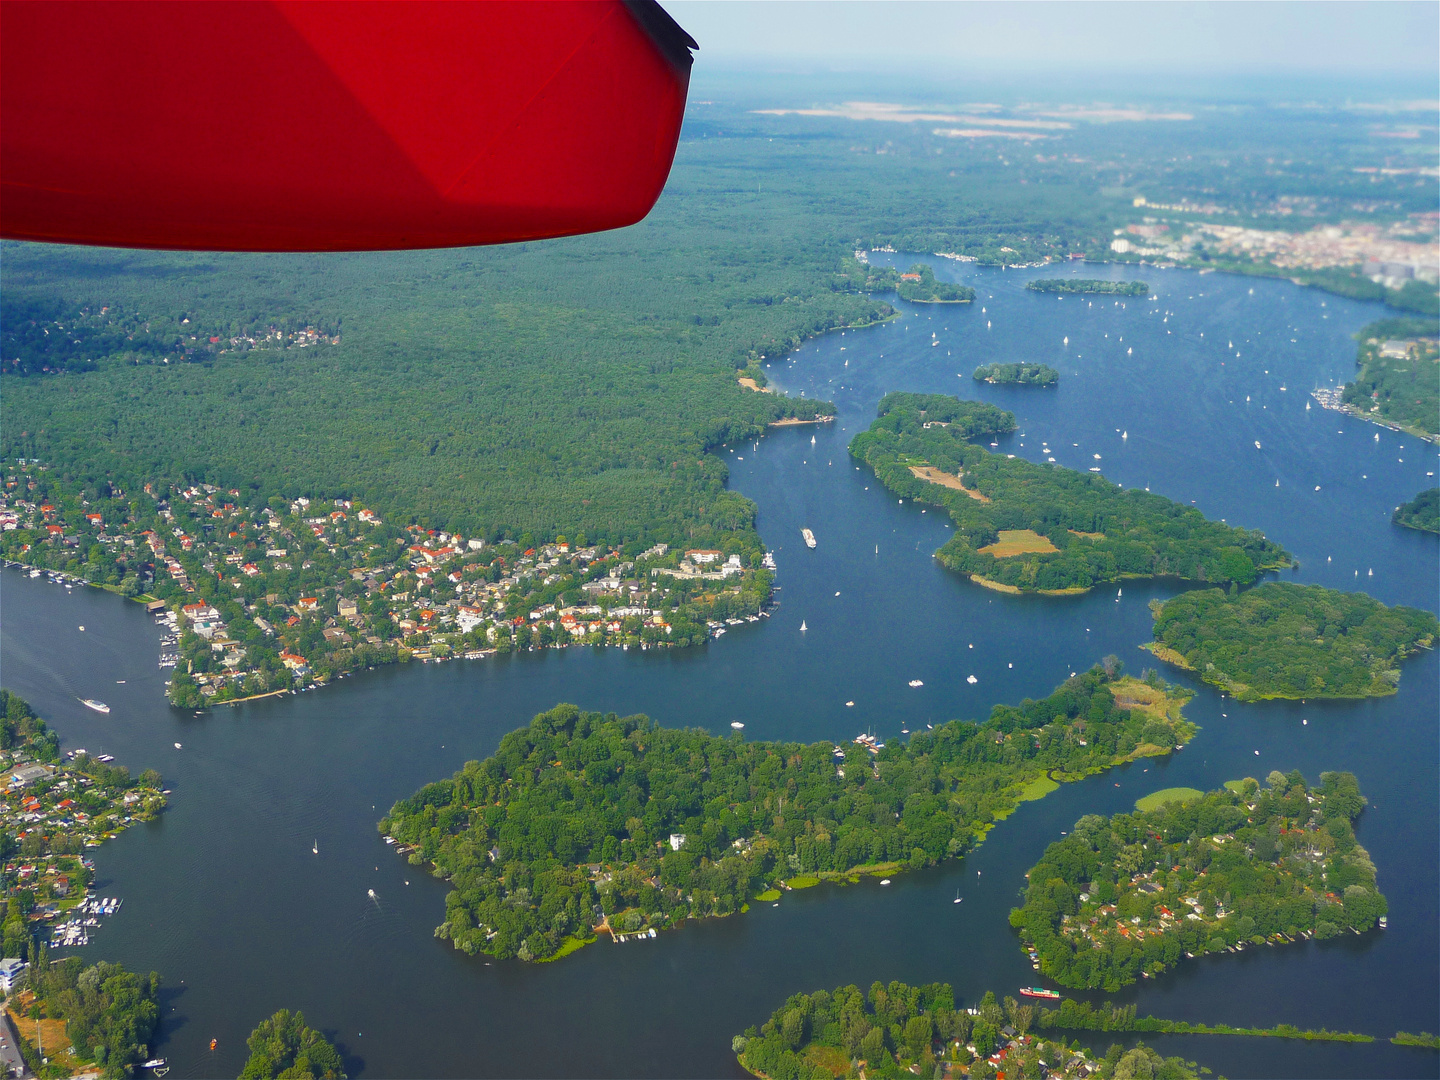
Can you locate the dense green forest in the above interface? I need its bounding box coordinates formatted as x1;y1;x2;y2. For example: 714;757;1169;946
1035;998;1372;1043
1393;488;1440;533
0;104;1137;555
1010;772;1385;991
1340;318;1439;440
0;687;60;765
850;393;1292;592
380;665;1193;962
240;1010;346;1080
4;95;1432;552
23;956;161;1079
1027;279;1148;296
734;981;1202;1080
1144;582;1438;700
973;362;1059;386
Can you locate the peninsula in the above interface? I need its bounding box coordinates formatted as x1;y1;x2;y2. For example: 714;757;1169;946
1010;771;1385;992
380;665;1193;963
1027;279;1148;297
2;459;781;707
735;982;1203;1080
9;957;161;1079
974;362;1059;387
1336;318;1439;440
0;690;166;958
1143;582;1438;700
851;393;1292;593
1393;488;1439;534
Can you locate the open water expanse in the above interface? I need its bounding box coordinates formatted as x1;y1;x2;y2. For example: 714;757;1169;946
1;261;1437;1078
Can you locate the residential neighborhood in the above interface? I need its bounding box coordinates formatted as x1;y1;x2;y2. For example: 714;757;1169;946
1;460;777;706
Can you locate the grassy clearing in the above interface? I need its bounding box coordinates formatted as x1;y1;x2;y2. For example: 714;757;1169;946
910;464;990;501
803;1044;852;1077
785;876;821;889
755;889;781;902
1018;775;1061;801
1224;778;1256;794
536;933;596;962
978;528;1059;557
1135;787;1205;813
1109;676;1192;724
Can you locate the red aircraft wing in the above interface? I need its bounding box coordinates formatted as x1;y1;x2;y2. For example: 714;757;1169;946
0;0;695;251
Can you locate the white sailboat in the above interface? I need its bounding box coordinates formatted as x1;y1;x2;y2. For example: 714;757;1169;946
800;621;807;632
312;839;318;855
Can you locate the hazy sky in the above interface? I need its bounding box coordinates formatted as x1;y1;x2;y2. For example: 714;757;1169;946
670;1;1440;77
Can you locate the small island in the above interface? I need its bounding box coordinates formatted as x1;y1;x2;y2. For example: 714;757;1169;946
1393;487;1439;533
241;1009;347;1080
1010;771;1386;992
1143;582;1438;700
892;264;976;303
380;664;1192;963
1027;279;1149;297
850;393;1292;593
973;362;1059;387
734;982;1203;1080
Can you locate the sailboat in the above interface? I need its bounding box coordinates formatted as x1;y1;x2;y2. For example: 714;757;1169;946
954;891;963;904
810;434;816;445
800;620;807;632
312;840;318;855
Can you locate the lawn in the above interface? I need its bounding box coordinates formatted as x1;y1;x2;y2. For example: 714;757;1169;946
1135;787;1204;812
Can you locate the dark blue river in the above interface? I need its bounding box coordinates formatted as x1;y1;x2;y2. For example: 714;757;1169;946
1;261;1436;1078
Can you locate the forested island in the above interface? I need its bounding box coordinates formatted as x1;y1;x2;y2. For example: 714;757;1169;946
1143;582;1438;700
973;362;1059;387
734;982;1203;1080
8;956;161;1079
241;1010;346;1080
1027;279;1148;297
850;393;1292;593
1010;771;1386;992
894;263;976;303
1337;318;1439;440
1393;488;1439;533
380;664;1193;963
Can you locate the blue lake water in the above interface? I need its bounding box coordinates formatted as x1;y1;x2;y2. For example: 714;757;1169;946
1;261;1436;1078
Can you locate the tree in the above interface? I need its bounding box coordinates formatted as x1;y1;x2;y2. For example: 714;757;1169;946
239;1009;346;1080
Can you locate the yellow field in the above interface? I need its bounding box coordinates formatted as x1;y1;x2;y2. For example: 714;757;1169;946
978;529;1059;557
910;465;990;502
1068;528;1105;540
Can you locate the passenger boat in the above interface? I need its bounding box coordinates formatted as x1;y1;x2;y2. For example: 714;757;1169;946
1019;987;1061;1000
801;527;816;548
81;699;111;714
